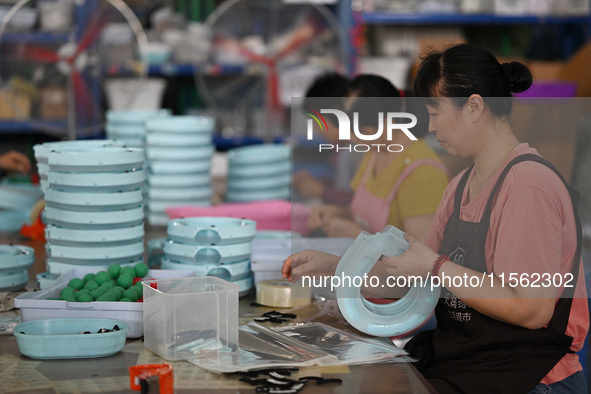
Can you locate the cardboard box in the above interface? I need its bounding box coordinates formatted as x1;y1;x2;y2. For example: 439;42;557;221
0;90;31;119
40;86;68;119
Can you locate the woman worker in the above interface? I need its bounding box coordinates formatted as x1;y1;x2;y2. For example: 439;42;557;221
284;44;588;393
306;74;450;239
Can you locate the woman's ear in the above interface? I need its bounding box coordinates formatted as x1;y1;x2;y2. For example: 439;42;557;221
467;94;485;121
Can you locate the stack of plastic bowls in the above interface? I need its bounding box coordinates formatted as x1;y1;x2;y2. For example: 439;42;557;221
226;144;291;202
36;141;146;277
0;245;35;291
162;217;256;297
105;109;170;148
144;115;215;226
34;139;123;193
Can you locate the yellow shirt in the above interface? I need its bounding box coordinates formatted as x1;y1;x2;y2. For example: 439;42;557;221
350;139;449;230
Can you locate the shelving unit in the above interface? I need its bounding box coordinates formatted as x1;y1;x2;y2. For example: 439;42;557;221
0;120;67;134
0;0;149;140
361;12;591;25
0;0;353;142
1;32;70;43
6;2;588;138
358;10;591;60
147;64;246;77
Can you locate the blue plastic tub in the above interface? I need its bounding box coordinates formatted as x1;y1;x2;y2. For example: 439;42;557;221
13;318;129;359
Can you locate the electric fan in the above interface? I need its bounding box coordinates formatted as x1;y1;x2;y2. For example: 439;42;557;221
196;0;347;140
0;0;148;139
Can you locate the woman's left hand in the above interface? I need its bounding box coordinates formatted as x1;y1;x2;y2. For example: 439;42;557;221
381;234;439;279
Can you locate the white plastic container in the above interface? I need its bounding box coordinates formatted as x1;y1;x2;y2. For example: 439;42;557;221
14;268;194;338
143;276;239;361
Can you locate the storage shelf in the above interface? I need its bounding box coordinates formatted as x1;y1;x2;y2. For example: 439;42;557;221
0;120;68;134
362;12;591;25
147;63;249;77
1;32;70;43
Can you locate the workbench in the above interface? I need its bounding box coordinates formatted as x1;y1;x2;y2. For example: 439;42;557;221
0;227;436;393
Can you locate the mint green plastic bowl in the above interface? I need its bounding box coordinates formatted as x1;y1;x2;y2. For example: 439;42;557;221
13;318;129;359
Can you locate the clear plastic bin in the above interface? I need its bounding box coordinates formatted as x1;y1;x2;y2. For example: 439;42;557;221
142;276;239;361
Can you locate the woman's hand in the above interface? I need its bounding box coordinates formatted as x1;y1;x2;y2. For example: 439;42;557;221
381;234;438;279
282;249;340;282
307;204;346;230
0;151;31;174
384;234;557;329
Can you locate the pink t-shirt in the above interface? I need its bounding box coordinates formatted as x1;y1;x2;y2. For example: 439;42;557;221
425;143;589;385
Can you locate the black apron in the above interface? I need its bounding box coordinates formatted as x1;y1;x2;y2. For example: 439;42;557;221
405;154;583;394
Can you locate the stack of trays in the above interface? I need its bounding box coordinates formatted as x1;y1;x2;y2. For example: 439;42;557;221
34;141;147;277
105;109;170;148
0;245;34;291
144;115;215;226
162;217;256;297
34;139;123;193
226;144;291;202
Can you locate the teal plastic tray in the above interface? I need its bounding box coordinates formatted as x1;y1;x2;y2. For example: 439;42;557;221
163;240;252;264
13;318;129;359
228;161;290;178
167;217;256;245
145;146;213;161
0;245;35;274
227;144;291;166
161;257;251;281
34;140;120;164
147;173;210;188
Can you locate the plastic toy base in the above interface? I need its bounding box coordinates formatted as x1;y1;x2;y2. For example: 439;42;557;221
47;241;144;264
45;225;144;245
228;161;290;178
335;225;441;337
147;174;210;188
44;189;143;211
161;258;251;282
167;217;257;246
0;270;29;292
163;241;252;265
0;245;35;274
227;144;290;166
44;206;144;228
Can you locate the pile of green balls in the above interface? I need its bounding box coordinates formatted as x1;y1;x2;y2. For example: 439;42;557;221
50;263;150;302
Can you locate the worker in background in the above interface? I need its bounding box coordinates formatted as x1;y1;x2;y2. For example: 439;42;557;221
293;72;354;206
0;150;31;179
285;44;589;393
305;74;449;239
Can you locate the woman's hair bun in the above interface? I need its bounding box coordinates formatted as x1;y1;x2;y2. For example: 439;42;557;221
501;61;533;93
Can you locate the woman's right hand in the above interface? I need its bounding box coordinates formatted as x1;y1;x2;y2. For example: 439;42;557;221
0;151;31;174
307;204;346;230
281;249;340;282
